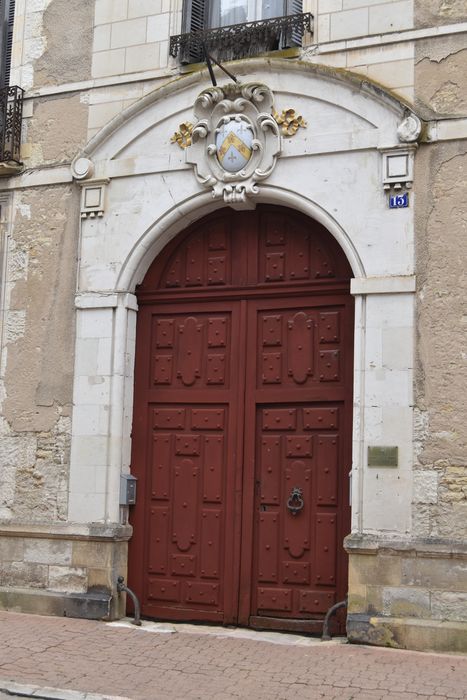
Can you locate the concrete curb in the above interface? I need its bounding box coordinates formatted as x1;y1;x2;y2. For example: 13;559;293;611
0;681;131;700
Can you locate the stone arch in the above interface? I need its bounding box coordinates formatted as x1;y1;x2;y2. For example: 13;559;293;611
116;187;366;294
69;58;418;557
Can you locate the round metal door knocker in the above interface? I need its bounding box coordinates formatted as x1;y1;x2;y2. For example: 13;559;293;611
287;487;304;516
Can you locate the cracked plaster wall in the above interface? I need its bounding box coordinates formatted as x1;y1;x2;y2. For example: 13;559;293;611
0;186;79;521
0;0;92;527
411;1;467;541
33;0;93;87
415;34;467;118
12;0;94;91
414;0;467;28
21;93;89;168
413;144;467;540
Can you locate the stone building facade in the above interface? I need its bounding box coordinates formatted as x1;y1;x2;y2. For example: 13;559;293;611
0;0;466;651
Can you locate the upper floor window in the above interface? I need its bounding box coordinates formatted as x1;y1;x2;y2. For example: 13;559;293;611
0;0;15;88
209;0;292;27
0;0;23;167
170;0;311;65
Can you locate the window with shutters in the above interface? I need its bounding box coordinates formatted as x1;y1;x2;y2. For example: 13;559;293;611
0;0;14;89
170;0;312;64
0;0;23;167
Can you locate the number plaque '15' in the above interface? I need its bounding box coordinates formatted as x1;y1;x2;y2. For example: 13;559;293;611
389;192;409;209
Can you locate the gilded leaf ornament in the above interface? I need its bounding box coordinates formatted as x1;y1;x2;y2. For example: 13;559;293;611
273;109;307;136
171;122;194;149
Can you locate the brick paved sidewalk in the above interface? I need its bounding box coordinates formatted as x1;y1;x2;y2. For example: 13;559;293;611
0;612;466;700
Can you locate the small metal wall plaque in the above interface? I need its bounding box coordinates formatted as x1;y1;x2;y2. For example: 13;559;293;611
389;192;409;209
367;446;399;467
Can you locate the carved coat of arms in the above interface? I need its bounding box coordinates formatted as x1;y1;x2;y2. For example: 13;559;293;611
185;83;281;207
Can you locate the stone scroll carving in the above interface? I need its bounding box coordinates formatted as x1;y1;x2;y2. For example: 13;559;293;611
185;83;282;207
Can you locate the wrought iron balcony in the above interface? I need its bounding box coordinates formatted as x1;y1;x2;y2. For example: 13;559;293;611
170;12;313;65
0;85;23;170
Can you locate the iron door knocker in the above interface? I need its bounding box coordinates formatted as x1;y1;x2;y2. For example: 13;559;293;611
287;486;304;516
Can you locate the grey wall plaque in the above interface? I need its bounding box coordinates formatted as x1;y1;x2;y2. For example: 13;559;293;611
367;446;398;467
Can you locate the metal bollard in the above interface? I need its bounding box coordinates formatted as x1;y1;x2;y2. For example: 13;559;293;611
116;575;142;626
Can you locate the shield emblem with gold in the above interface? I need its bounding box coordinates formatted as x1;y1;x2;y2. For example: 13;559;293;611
216;118;254;173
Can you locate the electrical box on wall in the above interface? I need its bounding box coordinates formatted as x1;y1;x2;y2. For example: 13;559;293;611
120;473;137;505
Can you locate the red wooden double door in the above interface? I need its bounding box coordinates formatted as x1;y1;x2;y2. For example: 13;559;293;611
129;206;353;632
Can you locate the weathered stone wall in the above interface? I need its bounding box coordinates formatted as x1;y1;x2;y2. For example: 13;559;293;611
347;545;467;652
412;143;467;539
346;2;467;653
22;94;89;168
1;1;92;523
34;0;94;87
0;0;132;611
414;0;467;28
0;532;127;619
412;0;467;542
0;185;78;521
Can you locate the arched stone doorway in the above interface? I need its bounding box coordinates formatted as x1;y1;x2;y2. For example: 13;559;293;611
128;204;354;633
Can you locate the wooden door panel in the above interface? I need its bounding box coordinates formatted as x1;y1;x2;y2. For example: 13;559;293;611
145;402;230;617
251;403;342;621
150;311;232;391
256;304;346;391
132;301;243;623
245;296;352;629
130;207;353;632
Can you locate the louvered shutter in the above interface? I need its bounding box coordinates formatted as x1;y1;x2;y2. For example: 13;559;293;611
4;0;14;87
0;0;14;88
181;0;207;64
286;0;303;47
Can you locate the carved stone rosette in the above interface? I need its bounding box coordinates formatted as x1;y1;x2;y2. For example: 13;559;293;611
186;83;281;207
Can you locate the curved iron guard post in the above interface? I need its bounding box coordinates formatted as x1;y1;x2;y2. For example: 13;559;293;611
116;576;142;626
321;597;347;641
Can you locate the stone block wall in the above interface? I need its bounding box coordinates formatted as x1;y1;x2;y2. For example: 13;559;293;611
316;0;413;43
346;543;467;651
344;1;467;653
0;530;128;619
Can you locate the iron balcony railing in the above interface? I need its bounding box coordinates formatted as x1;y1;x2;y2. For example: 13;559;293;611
170;12;313;64
0;85;23;165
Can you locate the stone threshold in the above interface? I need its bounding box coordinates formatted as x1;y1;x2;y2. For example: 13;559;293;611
107;618;348;647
